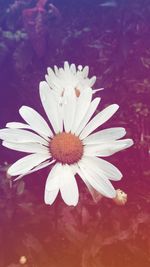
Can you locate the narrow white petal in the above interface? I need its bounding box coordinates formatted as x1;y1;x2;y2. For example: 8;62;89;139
2;141;49;154
89;76;96;87
0;129;48;145
60;165;79;206
71;88;92;133
83;127;126;145
47;67;56;79
6;122;31;129
46;69;62;91
80;104;119;140
8;153;50;176
54;65;59;76
58;67;64;77
78;160;116;198
93;88;104;94
75;97;100;136
70;63;76;74
45;75;52;87
14;160;54;181
63;92;76;132
84;139;134;157
82;66;89;78
64;61;70;72
80;156;122;181
45;75;61;91
44;163;61;204
44;188;59;205
19;106;52;137
45;163;61;191
76;165;102;202
39;81;63;133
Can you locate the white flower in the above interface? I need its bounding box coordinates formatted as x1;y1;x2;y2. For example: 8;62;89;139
45;61;103;101
0;82;133;206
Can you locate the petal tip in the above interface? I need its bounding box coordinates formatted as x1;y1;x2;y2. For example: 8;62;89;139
127;139;134;147
114;104;119;110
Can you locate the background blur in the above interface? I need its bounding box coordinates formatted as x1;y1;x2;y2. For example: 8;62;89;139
0;0;150;267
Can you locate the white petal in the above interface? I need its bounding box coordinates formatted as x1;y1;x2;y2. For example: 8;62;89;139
14;160;54;181
93;88;104;94
45;74;51;86
44;188;59;205
63;92;76;132
71;88;92;133
8;153;50;176
39;81;63;133
2;141;49;154
80;104;119;140
84;139;134;157
64;61;70;73
54;65;59;76
83;127;126;145
46;68;63;91
60;165;79;206
44;163;61;204
47;67;56;79
84;180;103;202
19;106;52;137
76;165;102;202
78;160;116;198
45;74;60;91
89;76;96;87
80;156;122;181
70;63;76;74
0;129;48;145
45;163;61;191
75;97;101;136
6;122;31;129
82;66;89;78
59;67;64;76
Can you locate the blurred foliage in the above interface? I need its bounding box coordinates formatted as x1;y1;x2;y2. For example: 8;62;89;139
0;164;150;267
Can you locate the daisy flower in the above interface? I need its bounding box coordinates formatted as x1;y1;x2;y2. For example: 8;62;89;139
45;61;103;101
0;82;133;206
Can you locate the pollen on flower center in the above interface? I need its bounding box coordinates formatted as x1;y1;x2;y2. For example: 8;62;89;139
49;132;83;164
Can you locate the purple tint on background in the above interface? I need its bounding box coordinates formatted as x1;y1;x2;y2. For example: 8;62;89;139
0;1;150;267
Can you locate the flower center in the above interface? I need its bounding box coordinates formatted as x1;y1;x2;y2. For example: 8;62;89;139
49;132;83;164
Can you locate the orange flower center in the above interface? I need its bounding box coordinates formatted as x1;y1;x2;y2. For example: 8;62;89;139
49;132;83;164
